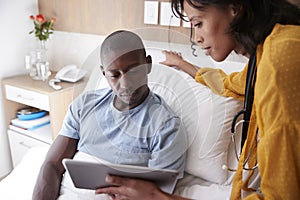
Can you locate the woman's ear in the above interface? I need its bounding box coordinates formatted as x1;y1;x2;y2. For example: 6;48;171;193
229;4;241;17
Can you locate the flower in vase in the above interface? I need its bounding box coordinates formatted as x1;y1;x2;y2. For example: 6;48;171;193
29;14;56;41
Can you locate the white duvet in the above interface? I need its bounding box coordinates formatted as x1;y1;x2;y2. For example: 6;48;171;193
0;146;232;200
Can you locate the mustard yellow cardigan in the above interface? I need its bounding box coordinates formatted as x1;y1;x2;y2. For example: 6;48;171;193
195;24;300;200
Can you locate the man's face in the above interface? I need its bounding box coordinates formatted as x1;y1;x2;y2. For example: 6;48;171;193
102;50;151;110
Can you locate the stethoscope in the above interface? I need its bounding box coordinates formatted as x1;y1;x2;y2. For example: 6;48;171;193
222;53;259;172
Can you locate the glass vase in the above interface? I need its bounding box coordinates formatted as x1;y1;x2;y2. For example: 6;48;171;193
27;40;51;81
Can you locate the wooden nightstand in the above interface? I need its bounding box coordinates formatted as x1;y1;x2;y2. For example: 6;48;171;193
2;73;87;167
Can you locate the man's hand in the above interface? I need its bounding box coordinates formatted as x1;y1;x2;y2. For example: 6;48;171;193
95;175;170;200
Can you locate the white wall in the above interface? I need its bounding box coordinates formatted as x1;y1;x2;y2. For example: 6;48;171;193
0;0;38;178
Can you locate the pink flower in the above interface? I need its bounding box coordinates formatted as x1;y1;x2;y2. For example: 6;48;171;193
29;14;56;41
36;14;45;23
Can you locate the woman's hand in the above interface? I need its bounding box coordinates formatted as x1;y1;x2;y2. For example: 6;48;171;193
95;175;170;200
160;50;199;78
160;50;184;67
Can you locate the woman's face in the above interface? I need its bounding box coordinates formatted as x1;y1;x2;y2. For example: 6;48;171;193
184;1;238;61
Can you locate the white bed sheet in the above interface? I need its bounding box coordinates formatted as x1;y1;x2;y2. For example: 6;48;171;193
0;146;232;200
175;173;232;200
0;146;49;200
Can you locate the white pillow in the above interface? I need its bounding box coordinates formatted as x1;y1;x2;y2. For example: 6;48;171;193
147;64;243;184
85;63;243;184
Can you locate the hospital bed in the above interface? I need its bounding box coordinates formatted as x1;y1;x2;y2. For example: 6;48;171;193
0;48;245;200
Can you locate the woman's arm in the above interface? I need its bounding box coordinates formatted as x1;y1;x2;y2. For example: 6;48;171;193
95;175;191;200
160;50;199;78
32;135;78;200
160;50;247;100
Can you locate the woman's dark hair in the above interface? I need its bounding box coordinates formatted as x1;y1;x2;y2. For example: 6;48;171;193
171;0;300;54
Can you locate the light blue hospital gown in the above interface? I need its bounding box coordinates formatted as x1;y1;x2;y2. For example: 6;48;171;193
59;88;187;177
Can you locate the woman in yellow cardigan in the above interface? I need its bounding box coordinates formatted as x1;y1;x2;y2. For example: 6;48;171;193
96;0;300;199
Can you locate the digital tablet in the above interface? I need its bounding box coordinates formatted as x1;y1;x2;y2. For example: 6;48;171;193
62;159;179;194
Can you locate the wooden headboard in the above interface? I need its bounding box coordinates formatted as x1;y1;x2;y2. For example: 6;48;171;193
38;0;191;44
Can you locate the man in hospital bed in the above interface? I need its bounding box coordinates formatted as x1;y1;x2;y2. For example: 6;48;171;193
32;30;187;200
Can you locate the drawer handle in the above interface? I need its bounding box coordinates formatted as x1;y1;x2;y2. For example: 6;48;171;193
19;141;31;149
16;94;34;101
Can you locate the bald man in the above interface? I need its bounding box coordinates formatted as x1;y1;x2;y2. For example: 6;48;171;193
32;30;187;200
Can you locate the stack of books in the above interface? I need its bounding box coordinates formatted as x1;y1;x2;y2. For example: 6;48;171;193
10;114;50;130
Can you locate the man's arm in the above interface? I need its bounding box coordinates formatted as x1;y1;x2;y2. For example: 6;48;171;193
32;135;78;200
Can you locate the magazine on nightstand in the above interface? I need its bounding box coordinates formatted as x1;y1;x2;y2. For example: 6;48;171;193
10;115;50;130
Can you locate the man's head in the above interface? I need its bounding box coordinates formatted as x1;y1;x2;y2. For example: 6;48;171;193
100;30;152;111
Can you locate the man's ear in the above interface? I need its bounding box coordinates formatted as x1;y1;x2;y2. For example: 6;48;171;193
100;65;105;76
146;55;152;74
